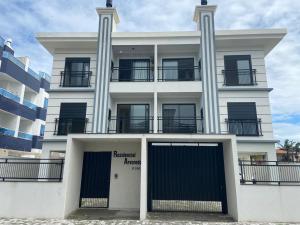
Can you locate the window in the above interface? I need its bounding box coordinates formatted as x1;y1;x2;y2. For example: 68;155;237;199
116;104;149;133
57;103;87;135
224;55;254;86
162;104;196;133
118;59;151;81
63;58;90;87
227;102;260;136
43;98;48;108
162;58;194;81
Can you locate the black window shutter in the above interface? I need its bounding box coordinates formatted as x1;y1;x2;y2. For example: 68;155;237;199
227;102;257;120
59;103;87;118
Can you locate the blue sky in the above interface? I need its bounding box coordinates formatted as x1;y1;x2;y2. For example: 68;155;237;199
0;0;300;142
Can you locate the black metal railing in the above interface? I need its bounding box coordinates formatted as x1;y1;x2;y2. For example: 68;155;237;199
222;69;257;86
239;160;300;185
158;66;201;81
111;67;154;82
226;119;262;136
108;116;153;133
54;118;88;135
60;71;92;87
0;158;64;182
158;117;203;133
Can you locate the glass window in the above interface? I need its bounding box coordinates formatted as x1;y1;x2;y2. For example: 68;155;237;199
224;55;253;86
63;58;90;87
117;104;149;133
162;104;196;133
162;58;194;81
119;59;150;81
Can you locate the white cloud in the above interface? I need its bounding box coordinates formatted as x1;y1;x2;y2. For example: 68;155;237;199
0;0;299;140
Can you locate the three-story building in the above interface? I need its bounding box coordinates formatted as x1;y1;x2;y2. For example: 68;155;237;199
35;2;290;221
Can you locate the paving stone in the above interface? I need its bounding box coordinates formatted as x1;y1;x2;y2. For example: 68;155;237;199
0;218;298;225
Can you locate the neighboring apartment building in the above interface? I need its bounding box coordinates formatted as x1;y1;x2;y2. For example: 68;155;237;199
2;2;298;223
0;37;50;157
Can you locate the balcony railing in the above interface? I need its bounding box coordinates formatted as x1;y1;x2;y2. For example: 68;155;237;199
0;158;64;182
60;71;92;87
158;117;203;133
222;69;257;86
0;127;15;137
111;67;154;82
54;118;88;135
239;160;300;185
23;99;37;110
158;66;201;81
226;119;262;136
108;116;153;133
0;87;20;103
18;131;33;140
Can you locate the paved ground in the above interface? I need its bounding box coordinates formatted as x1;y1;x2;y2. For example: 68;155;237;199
0;219;298;225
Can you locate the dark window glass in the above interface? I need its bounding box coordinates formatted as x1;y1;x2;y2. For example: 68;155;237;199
162;58;194;81
116;104;149;133
119;59;150;81
63;58;90;87
224;55;253;85
58;103;87;135
227;102;259;136
162;104;196;133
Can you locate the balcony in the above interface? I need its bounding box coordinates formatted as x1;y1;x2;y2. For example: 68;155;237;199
111;66;154;82
0;127;15;137
222;69;257;86
23;99;37;110
158;117;203;133
18;131;33;140
54;118;88;135
226;119;262;136
60;71;92;87
108;116;153;133
158;66;201;81
0;87;20;103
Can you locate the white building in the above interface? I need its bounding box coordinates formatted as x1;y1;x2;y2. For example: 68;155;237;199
0;2;300;223
0;37;50;157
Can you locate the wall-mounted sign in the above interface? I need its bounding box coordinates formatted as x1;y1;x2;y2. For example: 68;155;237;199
113;151;141;170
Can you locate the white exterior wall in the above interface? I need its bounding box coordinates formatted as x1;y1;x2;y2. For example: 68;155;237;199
50;50;97;89
239;185;300;222
0;182;65;218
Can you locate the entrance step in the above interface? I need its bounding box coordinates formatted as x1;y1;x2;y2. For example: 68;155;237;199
147;212;234;222
68;209;140;220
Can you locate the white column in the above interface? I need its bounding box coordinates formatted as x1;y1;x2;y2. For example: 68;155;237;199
140;137;148;220
93;8;119;133
154;44;158;82
153;92;158;133
194;5;220;134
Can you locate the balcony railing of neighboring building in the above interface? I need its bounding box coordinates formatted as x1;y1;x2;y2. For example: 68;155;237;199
108;116;154;133
0;127;15;137
0;87;20;103
158;117;203;133
60;71;92;87
239;160;300;186
0;158;64;182
17;131;33;141
110;66;154;82
226;119;262;136
157;66;201;81
54;118;89;135
222;69;257;86
23;99;38;110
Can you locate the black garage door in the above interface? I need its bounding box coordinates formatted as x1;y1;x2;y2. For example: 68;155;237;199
79;152;112;208
148;143;227;213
